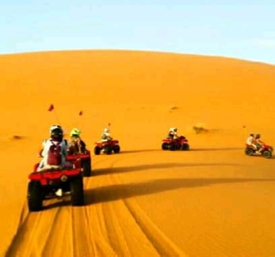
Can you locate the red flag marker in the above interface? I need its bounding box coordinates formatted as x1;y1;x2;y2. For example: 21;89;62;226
48;104;54;112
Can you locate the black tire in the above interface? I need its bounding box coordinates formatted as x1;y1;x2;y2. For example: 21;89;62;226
113;145;120;153
27;181;43;212
245;148;254;156
162;143;168;150
181;143;190;151
70;176;84;206
82;158;92;177
105;146;112;155
94;146;101;155
262;150;272;159
169;144;176;151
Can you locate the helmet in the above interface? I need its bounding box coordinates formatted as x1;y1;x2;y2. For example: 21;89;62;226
103;127;109;133
255;134;261;139
70;128;81;138
50;125;63;141
169;127;177;133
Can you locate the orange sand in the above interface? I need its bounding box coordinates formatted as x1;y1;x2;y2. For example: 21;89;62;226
0;50;275;257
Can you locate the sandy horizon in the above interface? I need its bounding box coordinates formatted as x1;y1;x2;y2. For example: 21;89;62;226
1;49;275;257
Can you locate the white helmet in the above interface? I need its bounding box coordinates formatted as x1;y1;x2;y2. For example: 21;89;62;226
50;125;63;134
169;127;177;133
103;127;109;133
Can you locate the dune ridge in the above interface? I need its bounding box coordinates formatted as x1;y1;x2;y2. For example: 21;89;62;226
0;50;275;257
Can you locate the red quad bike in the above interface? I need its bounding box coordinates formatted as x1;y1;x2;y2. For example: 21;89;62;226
245;144;273;159
162;136;190;151
27;161;84;212
94;139;120;155
66;150;92;177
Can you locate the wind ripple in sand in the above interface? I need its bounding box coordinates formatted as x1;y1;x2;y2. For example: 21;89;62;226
4;154;187;257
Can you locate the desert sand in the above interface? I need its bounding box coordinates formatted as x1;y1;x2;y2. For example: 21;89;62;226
0;50;275;257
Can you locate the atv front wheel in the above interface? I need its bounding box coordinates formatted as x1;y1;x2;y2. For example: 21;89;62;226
27;181;43;212
181;144;190;151
169;144;176;151
262;150;272;159
245;148;254;156
113;145;120;153
94;146;101;155
105;147;112;155
70;176;84;206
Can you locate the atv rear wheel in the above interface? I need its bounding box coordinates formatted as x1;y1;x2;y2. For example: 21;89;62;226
113;145;120;153
162;143;168;150
94;146;101;155
181;143;190;151
70;176;84;206
82;159;92;177
245;148;254;156
27;181;43;212
262;150;272;159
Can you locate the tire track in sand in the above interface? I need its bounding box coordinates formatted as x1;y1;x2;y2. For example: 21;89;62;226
109;174;188;257
85;153;188;257
5;200;62;257
5;152;188;257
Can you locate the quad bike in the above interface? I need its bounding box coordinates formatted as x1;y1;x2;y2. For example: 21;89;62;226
94;139;120;155
245;144;273;159
162;136;190;151
27;160;84;212
66;150;92;177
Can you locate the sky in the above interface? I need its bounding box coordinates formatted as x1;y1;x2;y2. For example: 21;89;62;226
0;0;275;64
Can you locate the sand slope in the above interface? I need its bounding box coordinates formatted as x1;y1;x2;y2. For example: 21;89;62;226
1;50;275;257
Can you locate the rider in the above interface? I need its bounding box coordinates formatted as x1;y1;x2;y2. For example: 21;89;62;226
37;125;70;196
101;127;112;142
254;134;265;152
246;134;257;149
68;128;87;154
167;127;178;140
38;125;68;170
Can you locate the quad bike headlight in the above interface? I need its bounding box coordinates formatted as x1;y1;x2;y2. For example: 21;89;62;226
60;175;68;182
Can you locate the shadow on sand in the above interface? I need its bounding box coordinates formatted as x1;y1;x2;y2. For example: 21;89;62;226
120;147;244;154
190;147;243;151
120;149;161;154
44;176;275;210
93;162;243;176
84;177;275;205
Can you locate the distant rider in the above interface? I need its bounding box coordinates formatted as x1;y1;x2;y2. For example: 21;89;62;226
101;127;112;142
167;127;178;140
246;134;257;149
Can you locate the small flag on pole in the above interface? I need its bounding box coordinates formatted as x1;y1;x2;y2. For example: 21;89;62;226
48;104;54;112
79;111;83;116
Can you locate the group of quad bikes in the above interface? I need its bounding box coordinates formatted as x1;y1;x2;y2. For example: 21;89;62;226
27;138;121;212
27;134;273;213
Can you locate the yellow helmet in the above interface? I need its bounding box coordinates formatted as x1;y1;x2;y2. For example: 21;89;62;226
70;128;81;138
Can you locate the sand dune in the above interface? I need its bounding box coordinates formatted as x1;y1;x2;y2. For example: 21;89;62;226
1;50;275;257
